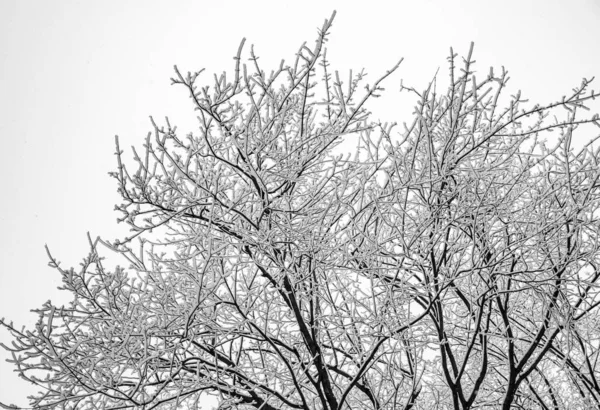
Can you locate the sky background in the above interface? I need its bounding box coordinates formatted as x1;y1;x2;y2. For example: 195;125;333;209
1;0;599;407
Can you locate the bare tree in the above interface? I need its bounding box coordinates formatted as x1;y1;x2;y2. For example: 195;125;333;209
369;45;600;409
2;11;600;410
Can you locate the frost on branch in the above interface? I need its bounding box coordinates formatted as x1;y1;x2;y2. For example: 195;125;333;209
2;11;600;410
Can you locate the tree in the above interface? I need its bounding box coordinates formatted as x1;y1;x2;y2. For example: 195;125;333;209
2;11;600;410
383;47;600;409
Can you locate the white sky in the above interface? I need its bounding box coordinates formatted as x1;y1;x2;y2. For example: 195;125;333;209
1;0;599;407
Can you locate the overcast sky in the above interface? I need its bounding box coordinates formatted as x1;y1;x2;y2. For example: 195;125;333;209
1;0;599;407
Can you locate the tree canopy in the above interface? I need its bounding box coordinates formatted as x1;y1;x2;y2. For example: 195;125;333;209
2;11;600;410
